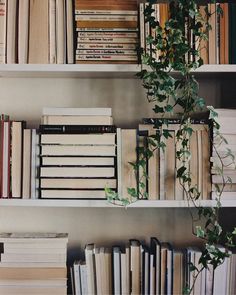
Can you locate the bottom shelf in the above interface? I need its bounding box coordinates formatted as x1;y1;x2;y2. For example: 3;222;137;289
0;198;235;207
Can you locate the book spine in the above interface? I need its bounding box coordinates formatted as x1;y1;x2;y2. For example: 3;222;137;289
0;0;6;64
77;43;136;49
76;27;139;32
76;20;138;29
39;125;117;134
75;15;137;21
75;10;138;15
76;49;137;55
76;54;137;61
77;31;138;37
77;37;138;43
49;0;57;64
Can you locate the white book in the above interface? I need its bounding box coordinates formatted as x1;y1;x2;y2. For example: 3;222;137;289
1;253;66;263
22;129;32;199
80;264;88;295
66;0;74;63
42;115;113;125
0;0;7;63
73;262;82;295
40;189;107;199
40;167;115;178
49;0;57;64
0;279;67;286
56;0;66;63
18;0;29;63
41;156;114;166
0;262;66;268
42;107;112;116
85;244;96;295
40;133;116;145
31;130;39;199
75;9;138;15
6;0;17;63
3;247;66;254
113;246;121;295
2;121;10;198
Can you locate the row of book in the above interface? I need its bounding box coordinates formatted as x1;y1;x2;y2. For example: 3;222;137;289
0;232;68;294
139;2;236;65
211;109;236;199
0;0;74;64
70;237;236;295
75;0;139;63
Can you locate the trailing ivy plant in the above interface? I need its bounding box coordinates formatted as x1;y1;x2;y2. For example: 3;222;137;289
105;0;236;293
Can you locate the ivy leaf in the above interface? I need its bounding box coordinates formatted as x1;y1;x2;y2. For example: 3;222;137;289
177;166;187;178
196;226;205;238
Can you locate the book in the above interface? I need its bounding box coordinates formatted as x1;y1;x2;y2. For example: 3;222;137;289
40;167;115;178
85;244;96;295
28;0;49;63
40;145;116;156
49;0;57;64
0;0;7;63
77;43;137;49
40;189;107;199
11;121;24;198
18;0;29;64
40;133;116;145
42;115;113;125
1;120;10;198
6;0;17;63
129;239;141;295
22;129;32;199
112;246;121;294
150;237;161;294
40;178;117;189
56;0;66;64
76;49;137;55
39;124;116;134
66;0;74;64
42;107;112;116
41;156;115;166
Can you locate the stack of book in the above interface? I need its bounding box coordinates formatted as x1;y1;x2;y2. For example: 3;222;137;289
39;107;117;199
0;0;74;64
0;232;68;294
211;109;236;199
139;118;211;200
71;237;236;294
75;0;139;63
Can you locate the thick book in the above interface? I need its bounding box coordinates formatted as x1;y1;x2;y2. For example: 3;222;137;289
40;133;116;145
76;20;138;28
85;244;96;295
42;115;113;125
77;43;136;49
43;107;112;116
41;156;115;166
66;0;74;64
76;54;138;61
49;0;57;64
28;0;49;63
76;49;137;55
6;0;17;63
75;9;137;15
56;0;66;64
18;0;29;64
150;237;161;294
40;189;107;199
22;129;32;199
40;178;117;189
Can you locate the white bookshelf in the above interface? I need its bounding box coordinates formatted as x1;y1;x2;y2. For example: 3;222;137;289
0;64;236;78
0;198;235;208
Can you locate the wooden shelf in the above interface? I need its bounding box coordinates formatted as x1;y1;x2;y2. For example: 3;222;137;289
0;198;235;208
0;64;236;78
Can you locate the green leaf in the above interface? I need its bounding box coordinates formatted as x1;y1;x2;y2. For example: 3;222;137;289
196;226;205;238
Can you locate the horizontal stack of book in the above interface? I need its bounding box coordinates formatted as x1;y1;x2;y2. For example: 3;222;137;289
71;237;236;295
138;118;211;201
211;109;236;199
39;107;117;199
0;0;74;64
75;0;139;63
0;232;68;294
139;2;236;65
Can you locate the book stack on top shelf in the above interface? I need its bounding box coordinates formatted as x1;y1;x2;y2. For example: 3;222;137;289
71;237;236;295
0;233;68;295
75;0;139;63
211;109;236;200
39;107;117;199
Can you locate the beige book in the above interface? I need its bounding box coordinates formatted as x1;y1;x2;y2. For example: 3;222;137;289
11;122;23;198
208;4;216;64
119;129;137;199
199;5;209;64
173;251;183;295
40;189;107;199
160;248;167;294
85;244;96;295
41;156;114;166
29;0;49;63
165;130;175;200
40;178;117;189
201;128;211;199
95;248;102;295
42;115;113;125
40;166;115;177
0;0;7;63
41;145;116;156
56;0;66;63
4;247;66;254
0;267;67;280
0;279;66;286
49;0;57;64
66;0;74;63
189;131;198;190
130;240;140;295
0;262;66;268
197;130;203;196
22;129;31;199
104;248;112;294
6;0;17;63
40;133;116;145
0;286;67;294
1;253;66;263
18;0;29;63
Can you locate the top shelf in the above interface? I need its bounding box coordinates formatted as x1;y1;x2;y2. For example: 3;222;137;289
0;64;236;78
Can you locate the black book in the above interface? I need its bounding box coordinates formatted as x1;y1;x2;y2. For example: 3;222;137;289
39;125;117;134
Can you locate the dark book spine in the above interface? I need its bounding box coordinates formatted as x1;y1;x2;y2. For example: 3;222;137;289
142;118;210;125
39;125;117;134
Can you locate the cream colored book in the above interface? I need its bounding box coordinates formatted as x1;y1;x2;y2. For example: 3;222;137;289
6;0;17;63
42;115;113;125
29;0;49;63
11;122;23;198
165;130;175;200
40;178;117;189
40;133;116;145
41;145;116;156
49;0;57;64
56;0;66;63
41;156;114;166
40;166;115;177
18;0;29;63
22;129;31;199
66;0;74;63
0;0;7;63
